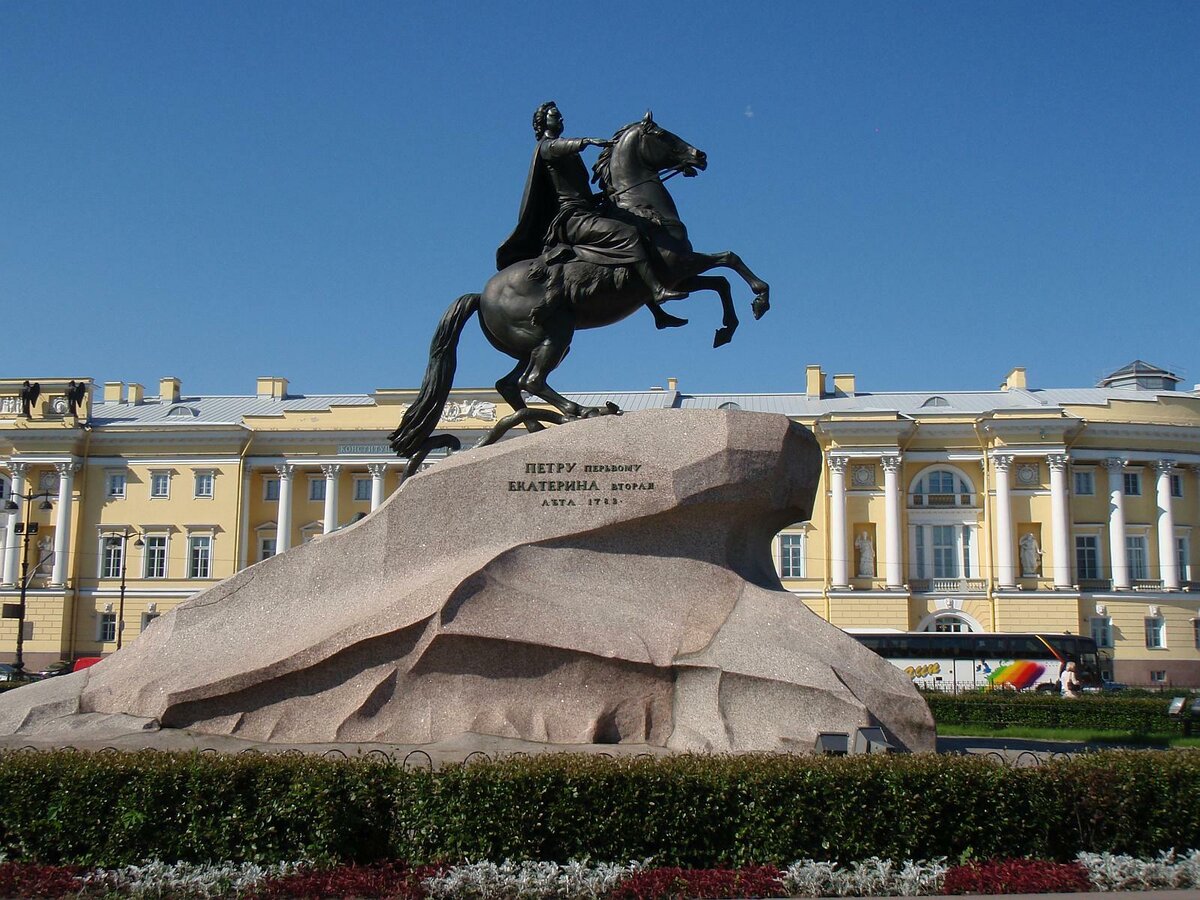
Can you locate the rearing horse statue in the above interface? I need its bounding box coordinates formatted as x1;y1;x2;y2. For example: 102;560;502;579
389;111;771;473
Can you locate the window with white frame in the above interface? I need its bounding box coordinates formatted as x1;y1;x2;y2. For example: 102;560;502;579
779;532;806;578
97;612;117;643
1123;471;1142;496
260;536;277;562
1073;469;1095;496
353;477;372;502
187;535;212;578
932;615;970;633
1144;615;1166;649
1171;473;1184;498
1150;669;1167;684
193;471;214;499
1126;535;1149;580
1075;535;1101;580
309;478;326;502
1193;619;1200;650
106;471;127;499
141;611;160;631
142;535;167;579
149;471;171;499
910;523;978;580
263;477;280;501
1090;616;1113;648
0;475;9;501
99;536;124;579
1178;535;1191;582
932;525;959;578
910;469;975;507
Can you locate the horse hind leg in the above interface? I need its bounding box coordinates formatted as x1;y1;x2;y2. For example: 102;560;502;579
495;356;546;434
675;274;739;347
519;334;621;420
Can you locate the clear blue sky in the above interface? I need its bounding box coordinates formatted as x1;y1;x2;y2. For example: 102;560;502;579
2;1;1196;397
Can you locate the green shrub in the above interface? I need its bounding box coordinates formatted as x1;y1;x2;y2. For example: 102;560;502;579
924;692;1185;735
0;749;1196;867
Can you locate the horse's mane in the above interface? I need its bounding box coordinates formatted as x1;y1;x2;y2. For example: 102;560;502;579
591;119;643;193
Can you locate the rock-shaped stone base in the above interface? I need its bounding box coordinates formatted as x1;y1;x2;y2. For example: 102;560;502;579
0;410;935;752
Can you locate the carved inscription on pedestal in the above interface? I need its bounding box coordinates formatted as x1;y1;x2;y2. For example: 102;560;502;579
508;460;657;508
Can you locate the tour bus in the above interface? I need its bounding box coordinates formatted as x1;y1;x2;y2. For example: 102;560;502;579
850;631;1102;692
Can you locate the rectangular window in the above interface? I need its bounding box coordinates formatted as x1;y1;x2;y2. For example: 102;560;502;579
353;477;372;502
1073;470;1095;496
187;535;212;579
1126;535;1148;580
1123;471;1142;496
264;477;280;501
106;472;126;498
1075;535;1100;580
1145;616;1165;649
100;537;124;579
98;612;117;643
1193;619;1200;650
141;612;160;631
779;533;805;578
1150;670;1167;684
260;537;277;562
1090;616;1113;649
1171;473;1184;498
194;472;214;498
143;536;167;579
149;472;170;498
915;527;926;579
309;479;326;502
962;527;972;576
932;525;958;578
1177;536;1190;582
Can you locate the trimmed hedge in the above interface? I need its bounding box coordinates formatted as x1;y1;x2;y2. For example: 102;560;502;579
925;692;1185;734
0;750;1197;867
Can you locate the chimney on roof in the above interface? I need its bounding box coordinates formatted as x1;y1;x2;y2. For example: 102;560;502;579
1000;367;1027;391
832;373;856;397
127;383;144;405
806;365;826;399
667;376;678;392
256;376;288;400
103;382;124;404
159;377;181;403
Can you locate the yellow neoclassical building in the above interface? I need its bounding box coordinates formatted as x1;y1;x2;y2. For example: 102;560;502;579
1;360;1198;686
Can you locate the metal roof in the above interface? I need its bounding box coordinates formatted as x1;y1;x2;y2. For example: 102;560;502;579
90;394;374;426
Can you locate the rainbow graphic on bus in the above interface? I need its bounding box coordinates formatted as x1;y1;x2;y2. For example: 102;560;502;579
986;660;1046;690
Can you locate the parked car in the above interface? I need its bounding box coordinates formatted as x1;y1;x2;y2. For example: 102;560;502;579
71;657;103;673
33;660;72;680
0;664;20;683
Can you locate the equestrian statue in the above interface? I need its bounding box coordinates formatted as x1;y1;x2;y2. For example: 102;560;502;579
388;102;771;476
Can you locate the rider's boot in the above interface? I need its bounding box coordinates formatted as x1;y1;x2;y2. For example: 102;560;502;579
648;300;688;330
634;260;688;303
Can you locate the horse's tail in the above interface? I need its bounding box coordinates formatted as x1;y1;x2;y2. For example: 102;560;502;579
388;293;480;458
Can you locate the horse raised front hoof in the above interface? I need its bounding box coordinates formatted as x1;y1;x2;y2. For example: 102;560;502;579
751;291;770;320
713;325;736;348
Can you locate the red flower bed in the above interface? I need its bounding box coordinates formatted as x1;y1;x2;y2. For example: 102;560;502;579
252;862;442;899
942;859;1092;894
0;862;85;898
610;865;784;900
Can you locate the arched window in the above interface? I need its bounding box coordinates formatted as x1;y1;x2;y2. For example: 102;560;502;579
927;614;972;633
717;401;741;411
910;469;975;508
922;396;949;407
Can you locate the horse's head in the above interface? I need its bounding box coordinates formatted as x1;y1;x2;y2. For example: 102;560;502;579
592;110;707;193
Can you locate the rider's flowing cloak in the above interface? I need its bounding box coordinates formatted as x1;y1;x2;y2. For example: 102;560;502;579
496;140;642;272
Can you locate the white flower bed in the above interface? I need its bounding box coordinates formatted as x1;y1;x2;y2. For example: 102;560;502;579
26;849;1200;896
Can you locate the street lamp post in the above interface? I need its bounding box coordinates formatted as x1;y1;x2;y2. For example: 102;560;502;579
104;530;143;650
5;491;54;675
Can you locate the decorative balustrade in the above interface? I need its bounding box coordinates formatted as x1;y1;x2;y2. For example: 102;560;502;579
909;577;987;593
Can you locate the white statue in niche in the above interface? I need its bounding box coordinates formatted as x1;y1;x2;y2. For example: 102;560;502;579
1019;532;1042;576
855;531;875;577
36;536;54;575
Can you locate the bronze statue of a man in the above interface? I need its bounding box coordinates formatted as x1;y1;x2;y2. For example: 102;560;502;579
497;101;687;323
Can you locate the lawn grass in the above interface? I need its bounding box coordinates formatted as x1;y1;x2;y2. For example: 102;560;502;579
936;723;1200;747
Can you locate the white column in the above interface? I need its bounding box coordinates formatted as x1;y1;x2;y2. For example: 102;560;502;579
828;457;849;588
1156;459;1179;590
275;464;294;553
1047;454;1072;589
2;462;29;586
321;464;341;533
368;463;387;511
881;456;903;589
992;454;1016;589
50;461;78;586
1105;457;1130;590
